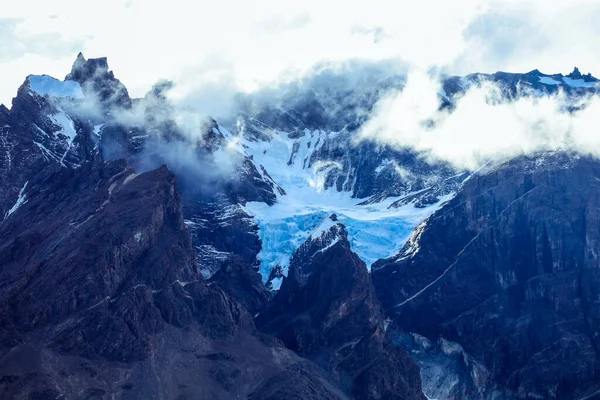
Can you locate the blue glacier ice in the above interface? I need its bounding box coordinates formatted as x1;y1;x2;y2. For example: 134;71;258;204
338;215;414;267
252;210;415;282
224;123;454;288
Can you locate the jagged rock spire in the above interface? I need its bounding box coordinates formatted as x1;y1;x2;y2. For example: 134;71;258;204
568;66;582;79
66;52;109;83
65;52;131;108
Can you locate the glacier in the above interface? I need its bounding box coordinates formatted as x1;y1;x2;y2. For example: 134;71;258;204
245;192;452;288
223;123;456;286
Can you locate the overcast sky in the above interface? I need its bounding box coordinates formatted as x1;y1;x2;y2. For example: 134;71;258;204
2;0;600;106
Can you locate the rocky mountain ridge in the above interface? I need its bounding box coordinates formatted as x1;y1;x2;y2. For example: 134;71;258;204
2;53;600;399
372;153;600;399
0;54;427;400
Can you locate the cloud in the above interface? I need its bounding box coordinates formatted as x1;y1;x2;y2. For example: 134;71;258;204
70;76;242;181
351;25;390;44
1;0;600;165
2;0;598;109
258;12;311;34
358;70;600;170
0;19;83;62
0;17;85;105
452;0;600;75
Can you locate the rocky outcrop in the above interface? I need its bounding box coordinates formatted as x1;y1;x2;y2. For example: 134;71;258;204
390;331;503;400
258;215;425;400
66;52;132;108
210;255;270;315
0;161;195;334
372;153;600;399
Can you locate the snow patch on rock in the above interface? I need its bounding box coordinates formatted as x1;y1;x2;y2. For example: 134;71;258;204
51;110;77;141
4;181;29;220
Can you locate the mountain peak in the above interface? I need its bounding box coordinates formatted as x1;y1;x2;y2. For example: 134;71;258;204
567;66;582;79
526;68;542;76
66;53;109;83
64;52;131;108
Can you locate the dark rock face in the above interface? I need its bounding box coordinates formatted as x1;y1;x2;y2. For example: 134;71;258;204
0;161;347;400
0;55;355;399
210;255;270;315
310;132;462;204
184;197;262;277
0;161;194;337
372;153;600;399
258;215;425;400
203;123;283;207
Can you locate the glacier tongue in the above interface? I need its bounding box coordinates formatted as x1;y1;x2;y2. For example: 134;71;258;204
233;123;455;285
245;191;452;284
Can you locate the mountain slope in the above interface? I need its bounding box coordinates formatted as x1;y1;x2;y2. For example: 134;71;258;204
372;153;600;399
258;214;425;400
0;55;370;400
0;156;353;400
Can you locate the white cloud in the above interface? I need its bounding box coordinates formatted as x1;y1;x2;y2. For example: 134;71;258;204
0;0;599;123
358;70;600;170
0;0;600;102
454;0;600;76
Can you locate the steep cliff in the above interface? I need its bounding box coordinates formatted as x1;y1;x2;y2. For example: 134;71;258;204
258;215;426;400
373;153;600;399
